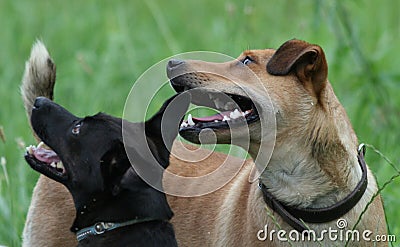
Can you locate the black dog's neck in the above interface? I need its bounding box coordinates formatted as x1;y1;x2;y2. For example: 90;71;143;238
70;171;173;233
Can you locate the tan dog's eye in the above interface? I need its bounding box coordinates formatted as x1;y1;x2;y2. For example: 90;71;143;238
242;56;253;65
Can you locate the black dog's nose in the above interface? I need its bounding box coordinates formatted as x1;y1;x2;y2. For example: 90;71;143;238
33;97;51;109
167;59;185;70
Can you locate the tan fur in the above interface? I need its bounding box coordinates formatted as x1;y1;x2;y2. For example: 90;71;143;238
22;40;386;246
23;178;75;246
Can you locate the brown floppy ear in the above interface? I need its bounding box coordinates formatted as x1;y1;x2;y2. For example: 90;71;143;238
267;39;328;99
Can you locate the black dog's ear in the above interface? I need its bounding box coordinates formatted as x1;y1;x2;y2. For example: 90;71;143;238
100;140;130;195
145;93;190;167
145;93;191;142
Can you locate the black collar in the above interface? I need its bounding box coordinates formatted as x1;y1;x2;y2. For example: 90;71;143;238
259;144;368;233
76;217;165;242
72;196;169;242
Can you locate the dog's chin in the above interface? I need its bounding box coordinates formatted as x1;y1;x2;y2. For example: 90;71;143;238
176;87;260;144
25;142;68;183
24;154;68;182
179;120;259;145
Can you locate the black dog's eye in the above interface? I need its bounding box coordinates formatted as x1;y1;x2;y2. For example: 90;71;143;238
242;56;253;65
72;122;82;135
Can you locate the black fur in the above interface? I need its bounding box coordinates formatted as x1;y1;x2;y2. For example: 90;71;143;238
25;95;189;247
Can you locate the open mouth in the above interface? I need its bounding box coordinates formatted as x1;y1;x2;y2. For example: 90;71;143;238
177;89;260;132
25;142;67;180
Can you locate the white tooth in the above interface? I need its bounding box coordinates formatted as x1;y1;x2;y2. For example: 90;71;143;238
233;109;243;119
244;110;251;116
229;109;242;119
50;162;56;168
214;120;219;122
37;142;45;149
223;115;230;121
188;114;195;126
180;121;188;128
56;162;64;169
26;146;34;154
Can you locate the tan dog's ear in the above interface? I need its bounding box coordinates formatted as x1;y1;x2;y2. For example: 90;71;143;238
267;39;328;99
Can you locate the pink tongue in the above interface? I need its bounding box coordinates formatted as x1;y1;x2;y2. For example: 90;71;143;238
192;111;231;122
33;147;61;163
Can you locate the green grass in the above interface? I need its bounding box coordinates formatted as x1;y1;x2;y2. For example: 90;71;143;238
0;0;399;246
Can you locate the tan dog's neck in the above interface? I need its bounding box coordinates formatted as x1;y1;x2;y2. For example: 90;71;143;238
256;82;363;209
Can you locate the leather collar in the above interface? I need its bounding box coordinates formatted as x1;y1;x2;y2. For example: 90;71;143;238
259;144;368;232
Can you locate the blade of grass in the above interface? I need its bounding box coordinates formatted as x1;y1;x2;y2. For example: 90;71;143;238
346;145;399;247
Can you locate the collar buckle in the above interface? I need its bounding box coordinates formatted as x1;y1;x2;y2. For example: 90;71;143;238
94;222;111;234
76;217;161;242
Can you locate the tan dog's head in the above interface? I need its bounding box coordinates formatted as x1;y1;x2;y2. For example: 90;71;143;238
167;39;357;166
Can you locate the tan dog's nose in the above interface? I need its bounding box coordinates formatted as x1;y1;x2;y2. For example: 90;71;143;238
167;59;185;69
167;59;186;79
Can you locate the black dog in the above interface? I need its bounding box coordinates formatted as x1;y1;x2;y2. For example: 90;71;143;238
25;94;189;246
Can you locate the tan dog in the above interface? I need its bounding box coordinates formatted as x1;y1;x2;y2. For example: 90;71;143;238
22;40;386;246
166;40;387;246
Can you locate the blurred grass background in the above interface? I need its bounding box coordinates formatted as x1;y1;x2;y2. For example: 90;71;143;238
0;0;399;245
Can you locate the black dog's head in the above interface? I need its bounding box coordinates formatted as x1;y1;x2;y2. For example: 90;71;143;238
25;95;189;208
